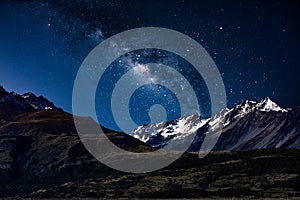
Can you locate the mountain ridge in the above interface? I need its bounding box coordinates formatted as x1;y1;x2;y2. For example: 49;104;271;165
131;97;300;151
0;85;62;113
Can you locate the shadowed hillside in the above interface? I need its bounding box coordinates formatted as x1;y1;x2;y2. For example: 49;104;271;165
0;110;299;198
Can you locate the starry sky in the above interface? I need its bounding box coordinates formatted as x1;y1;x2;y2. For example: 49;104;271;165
0;0;299;131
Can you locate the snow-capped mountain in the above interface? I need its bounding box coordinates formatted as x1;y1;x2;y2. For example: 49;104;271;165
132;114;209;148
131;97;300;151
0;85;62;113
21;92;60;110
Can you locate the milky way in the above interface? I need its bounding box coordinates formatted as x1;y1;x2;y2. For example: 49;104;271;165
1;0;300;131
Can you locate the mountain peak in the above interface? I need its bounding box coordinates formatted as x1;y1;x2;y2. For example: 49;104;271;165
256;97;286;112
260;97;274;104
21;92;61;111
22;92;36;98
0;85;5;92
235;97;287;115
0;85;8;96
131;97;298;152
0;85;62;112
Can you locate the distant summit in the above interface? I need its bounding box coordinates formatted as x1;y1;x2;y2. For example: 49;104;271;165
0;85;62;114
21;92;61;111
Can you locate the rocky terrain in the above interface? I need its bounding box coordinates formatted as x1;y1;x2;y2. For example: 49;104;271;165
0;86;299;198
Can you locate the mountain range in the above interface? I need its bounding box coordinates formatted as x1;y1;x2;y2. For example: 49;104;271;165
0;85;61;118
132;97;300;151
0;85;299;198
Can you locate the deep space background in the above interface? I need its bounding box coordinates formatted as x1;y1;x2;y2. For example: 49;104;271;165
0;0;299;131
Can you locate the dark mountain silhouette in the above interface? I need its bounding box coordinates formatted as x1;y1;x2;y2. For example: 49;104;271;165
0;86;62;121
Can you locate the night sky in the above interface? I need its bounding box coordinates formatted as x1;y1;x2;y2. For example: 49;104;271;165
0;0;299;132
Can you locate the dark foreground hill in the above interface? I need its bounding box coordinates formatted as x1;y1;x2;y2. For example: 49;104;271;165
30;149;299;198
0;110;299;198
0;110;153;197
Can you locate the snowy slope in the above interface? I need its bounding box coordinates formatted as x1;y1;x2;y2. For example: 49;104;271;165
131;97;299;151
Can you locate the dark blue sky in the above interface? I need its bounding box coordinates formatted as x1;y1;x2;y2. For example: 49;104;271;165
0;0;299;131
